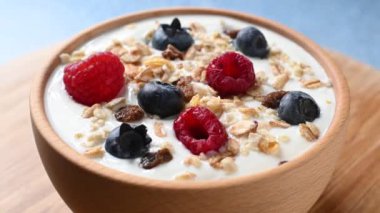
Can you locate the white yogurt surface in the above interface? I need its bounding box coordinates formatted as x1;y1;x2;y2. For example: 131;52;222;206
45;15;335;180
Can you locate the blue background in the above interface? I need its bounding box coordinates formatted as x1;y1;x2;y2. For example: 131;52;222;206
0;0;379;68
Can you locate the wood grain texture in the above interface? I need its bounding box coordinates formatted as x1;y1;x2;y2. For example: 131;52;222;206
0;46;379;212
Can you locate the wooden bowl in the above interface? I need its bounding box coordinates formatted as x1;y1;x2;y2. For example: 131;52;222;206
30;8;350;213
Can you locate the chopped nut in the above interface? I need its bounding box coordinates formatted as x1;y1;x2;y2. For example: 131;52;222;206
114;105;144;122
261;90;288;109
256;71;268;85
96;119;105;127
188;94;201;107
191;82;217;97
229;120;258;137
162;44;184;60
135;67;154;82
299;122;320;141
227;139;240;156
258;139;279;154
208;155;224;169
175;76;195;101
184;45;197;60
302;79;323;89
93;108;108;120
105;97;127;112
184;155;202;168
140;148;173;169
135;42;152;56
59;53;71;64
174;171;196;181
220;157;237;174
269;120;291;128
83;146;104;158
87;132;106;145
154;121;167;138
272;73;289;90
200;96;223;116
82;104;101;118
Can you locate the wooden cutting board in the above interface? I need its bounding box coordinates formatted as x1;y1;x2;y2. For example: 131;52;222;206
0;45;379;213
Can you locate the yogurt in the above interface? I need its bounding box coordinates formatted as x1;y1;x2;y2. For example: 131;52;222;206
45;15;335;180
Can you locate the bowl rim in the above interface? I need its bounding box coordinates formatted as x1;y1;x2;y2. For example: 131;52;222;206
30;7;350;190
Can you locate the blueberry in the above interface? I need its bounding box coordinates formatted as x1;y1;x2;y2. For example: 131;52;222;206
105;123;151;159
152;18;194;51
235;26;269;58
278;91;320;125
137;81;185;118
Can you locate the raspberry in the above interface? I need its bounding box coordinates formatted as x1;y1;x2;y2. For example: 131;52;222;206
63;52;125;106
173;107;228;155
206;52;255;96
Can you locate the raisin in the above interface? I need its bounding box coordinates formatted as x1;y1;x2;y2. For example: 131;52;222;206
261;90;287;109
140;148;173;169
114;105;144;122
223;29;240;39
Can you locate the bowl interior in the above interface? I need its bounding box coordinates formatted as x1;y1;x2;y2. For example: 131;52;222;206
30;7;350;189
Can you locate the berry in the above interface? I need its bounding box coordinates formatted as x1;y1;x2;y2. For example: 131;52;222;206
105;123;151;159
235;26;269;58
278;91;320;125
137;81;185;118
152;18;194;51
63;52;125;106
173;107;228;155
206;52;255;96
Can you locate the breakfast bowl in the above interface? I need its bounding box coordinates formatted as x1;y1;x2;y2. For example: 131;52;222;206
30;8;349;213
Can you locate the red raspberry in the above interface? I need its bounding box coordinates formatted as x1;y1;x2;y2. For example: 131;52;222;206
206;51;255;96
63;52;125;106
173;107;228;155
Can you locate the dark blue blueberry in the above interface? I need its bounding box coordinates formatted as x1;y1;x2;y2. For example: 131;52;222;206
137;81;184;118
105;123;151;159
235;26;269;58
278;91;320;125
152;18;194;51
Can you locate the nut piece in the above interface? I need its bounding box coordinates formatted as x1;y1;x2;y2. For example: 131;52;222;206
83;146;104;158
239;107;259;118
269;120;291;128
114;105;144;122
226;139;240;156
272;73;289;90
105;97;127;112
261;90;287;109
140;148;173;169
270;62;286;75
174;171;196;181
229;121;258;137
162;44;184;60
154;121;167;138
190;22;206;33
184;155;202;168
175;76;195;101
258;139;279;154
220;157;237;174
93;108;108;120
299;122;320;141
82;104;101;118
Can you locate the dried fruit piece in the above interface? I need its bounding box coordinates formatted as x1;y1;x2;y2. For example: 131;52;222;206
261;90;287;109
140;148;173;169
114;105;144;122
162;44;185;60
